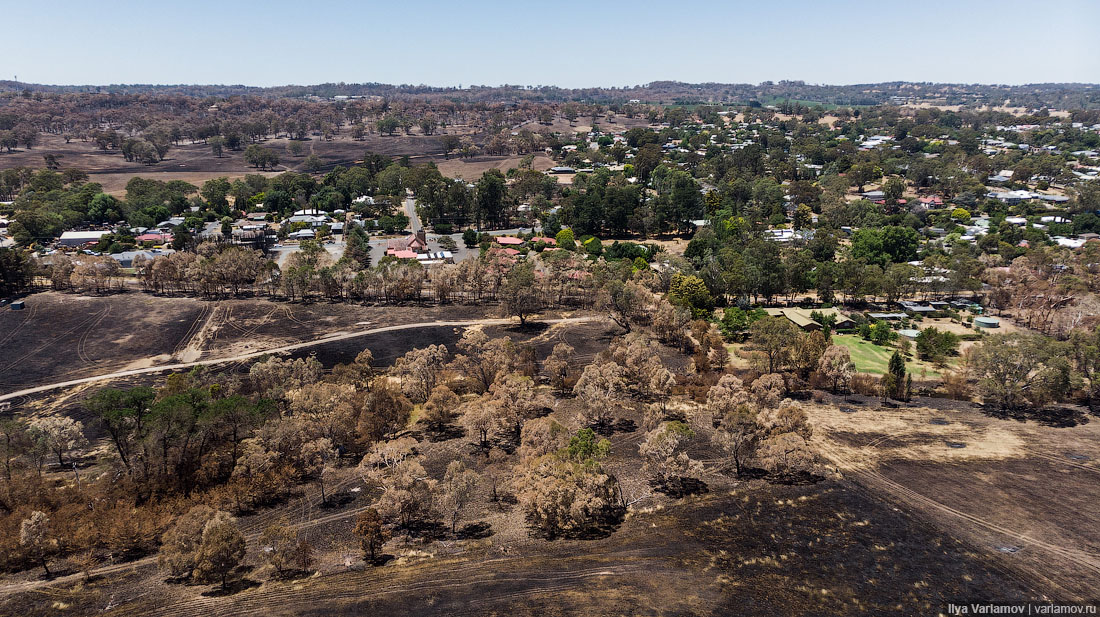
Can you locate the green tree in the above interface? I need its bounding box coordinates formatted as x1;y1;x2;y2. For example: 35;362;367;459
345;225;372;268
475;170;507;229
201;177;231;209
0;248;33;296
750;316;799;374
848;162;880;193
566;428;610;462
555;228;576;250
502;261;540;325
669;273;714;318
303;154;323;173
244;145;279;170
377;115;401;136
792;204;813;230
887;351;907;400
883;177;906;202
972;334;1072;411
915;327;959;363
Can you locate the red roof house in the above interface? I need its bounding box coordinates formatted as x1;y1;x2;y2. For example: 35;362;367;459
136;232;172;243
387;230;428;253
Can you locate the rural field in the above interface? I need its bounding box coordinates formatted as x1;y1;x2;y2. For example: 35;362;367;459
831;334;948;378
0;113;646;195
0;289;1097;616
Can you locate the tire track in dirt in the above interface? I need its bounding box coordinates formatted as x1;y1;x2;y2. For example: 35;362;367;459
141;563;651;617
219;306;282;374
0;304;37;348
281;306;310;329
815;437;1100;585
0;316;599;405
0;307;109;375
1021;447;1100;476
172;302;213;358
76;306;112;365
0;318;603;598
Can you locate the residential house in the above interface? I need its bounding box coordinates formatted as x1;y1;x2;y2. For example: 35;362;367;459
386;230;428;256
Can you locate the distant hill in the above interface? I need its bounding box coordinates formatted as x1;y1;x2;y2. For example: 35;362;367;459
2;80;1099;109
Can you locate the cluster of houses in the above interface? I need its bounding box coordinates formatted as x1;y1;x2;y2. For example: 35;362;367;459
765;296;997;340
488;234;557;256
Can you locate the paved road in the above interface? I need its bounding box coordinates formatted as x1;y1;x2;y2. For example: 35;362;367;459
403;194;422;231
370;193;540;264
269;237;345;267
0;316;598;402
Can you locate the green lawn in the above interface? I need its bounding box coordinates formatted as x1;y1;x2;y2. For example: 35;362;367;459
832;334;947;379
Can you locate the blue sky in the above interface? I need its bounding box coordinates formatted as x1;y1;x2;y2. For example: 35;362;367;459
6;0;1099;87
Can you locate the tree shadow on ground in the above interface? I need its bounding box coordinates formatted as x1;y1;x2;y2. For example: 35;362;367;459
200;578;261;597
366;554;396;567
456;521;494;540
398;520;449;542
528;507;625;541
732;467;770;480
268;568;315;582
766;470;825;486
489;436;517;455
503;321;551;335
590;418;636;437
319;491;358;509
982;405;1089;428
612;418;637;433
34;567;74;581
652;477;709;498
425;423;466;443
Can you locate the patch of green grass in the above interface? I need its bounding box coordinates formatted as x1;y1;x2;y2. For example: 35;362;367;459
831;334;946;379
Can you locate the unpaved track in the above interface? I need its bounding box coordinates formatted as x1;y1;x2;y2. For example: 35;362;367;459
0;316;598;402
815;436;1100;600
0;315;599;597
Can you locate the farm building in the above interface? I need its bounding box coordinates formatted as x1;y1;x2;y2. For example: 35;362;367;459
58;230;111;247
764;307;853;331
109;250;174;268
898;301;936;314
974;317;1000;328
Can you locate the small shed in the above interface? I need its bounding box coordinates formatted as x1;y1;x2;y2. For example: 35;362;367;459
11;300;25;311
898;329;921;339
974;317;1000;328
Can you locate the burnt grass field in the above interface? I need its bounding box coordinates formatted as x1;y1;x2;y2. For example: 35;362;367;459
0;292;206;390
0;480;1034;617
0;290;517;391
3;291;1097;615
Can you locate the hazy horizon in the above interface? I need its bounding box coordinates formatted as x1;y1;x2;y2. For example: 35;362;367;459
7;78;1100;89
7;0;1099;89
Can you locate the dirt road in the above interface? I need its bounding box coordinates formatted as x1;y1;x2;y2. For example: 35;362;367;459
0;316;598;402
